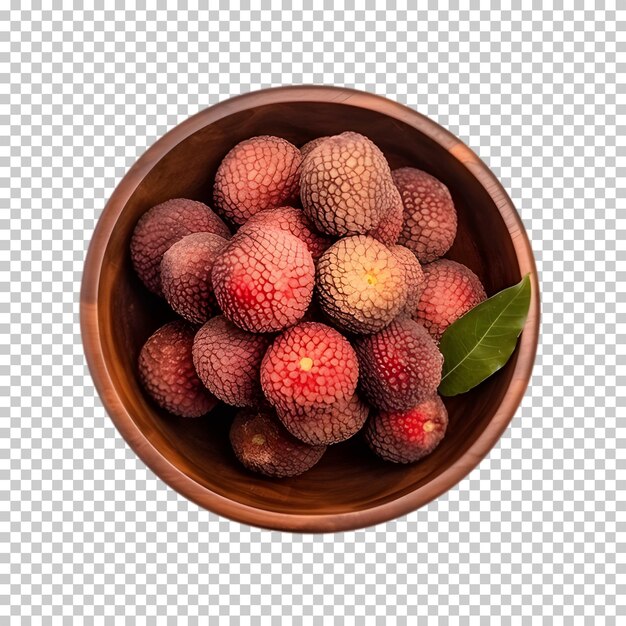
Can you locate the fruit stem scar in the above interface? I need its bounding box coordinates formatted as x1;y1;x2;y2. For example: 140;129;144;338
251;434;266;446
423;421;435;433
299;356;314;371
365;272;378;286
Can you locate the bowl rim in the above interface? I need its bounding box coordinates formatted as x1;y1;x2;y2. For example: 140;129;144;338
81;85;540;533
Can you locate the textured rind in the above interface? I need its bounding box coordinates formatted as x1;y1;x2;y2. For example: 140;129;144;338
367;182;404;245
211;229;315;332
160;232;229;324
138;321;217;418
354;317;443;411
236;206;332;261
300;131;395;236
365;395;448;464
394;167;458;263
413;259;487;341
390;244;425;316
230;408;326;478
300;136;329;159
130;198;231;296
316;235;409;334
260;322;359;415
213;135;302;225
192;316;273;407
276;393;369;446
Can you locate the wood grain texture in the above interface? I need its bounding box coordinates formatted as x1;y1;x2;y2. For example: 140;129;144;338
81;86;540;532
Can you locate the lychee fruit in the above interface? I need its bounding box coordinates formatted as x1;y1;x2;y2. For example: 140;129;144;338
192;316;273;407
316;235;409;334
230;408;326;478
138;321;217;417
130;198;230;296
160;232;229;324
353;316;443;411
276;393;369;446
367;182;404;245
213;135;302;225
236;206;332;261
300;131;396;236
300;136;329;159
393;167;458;263
390;244;424;316
414;259;487;341
260;322;359;415
365;395;448;464
211;228;315;333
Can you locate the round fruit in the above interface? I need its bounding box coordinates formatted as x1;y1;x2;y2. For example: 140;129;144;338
230;408;326;478
394;167;457;263
211;228;315;333
353;317;443;411
213;135;302;225
160;232;228;324
130;198;230;296
236;206;331;261
138;321;217;418
390;244;424;316
192;316;273;407
276;393;369;446
300;131;396;236
260;322;359;415
365;395;448;464
316;235;409;334
414;259;487;341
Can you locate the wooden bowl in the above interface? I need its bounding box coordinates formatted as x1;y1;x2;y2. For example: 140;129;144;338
81;86;539;532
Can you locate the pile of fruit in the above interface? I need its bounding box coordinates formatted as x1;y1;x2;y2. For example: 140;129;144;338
131;132;487;478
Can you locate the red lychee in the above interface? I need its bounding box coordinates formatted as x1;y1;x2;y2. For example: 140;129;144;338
192;316;273;407
138;321;217;417
260;322;359;415
394;168;457;263
211;228;315;333
365;396;448;463
213;135;302;225
414;259;487;341
230;408;326;478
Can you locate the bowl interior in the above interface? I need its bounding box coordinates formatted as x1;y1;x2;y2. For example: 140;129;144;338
97;100;522;520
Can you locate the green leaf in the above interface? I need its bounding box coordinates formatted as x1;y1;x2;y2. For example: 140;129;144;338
438;274;531;396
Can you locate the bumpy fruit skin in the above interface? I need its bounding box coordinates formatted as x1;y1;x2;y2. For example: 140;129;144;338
138;321;217;417
300;136;329;159
230;408;326;478
354;317;443;411
300;132;396;236
394;168;458;263
160;232;228;324
365;395;448;464
236;206;332;261
414;259;487;341
277;393;369;446
260;322;359;415
316;235;409;334
368;183;404;245
211;229;315;332
390;244;424;316
213;136;302;225
192;316;272;407
130;198;230;296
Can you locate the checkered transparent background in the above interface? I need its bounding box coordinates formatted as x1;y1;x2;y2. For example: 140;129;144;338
1;3;623;624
